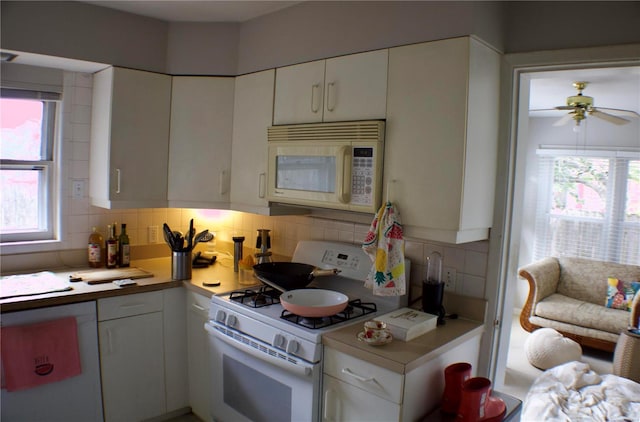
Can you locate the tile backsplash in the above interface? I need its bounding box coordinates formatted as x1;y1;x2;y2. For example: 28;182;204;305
2;71;491;302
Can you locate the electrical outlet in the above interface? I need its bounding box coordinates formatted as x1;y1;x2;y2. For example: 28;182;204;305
444;266;457;292
148;225;159;243
72;180;84;199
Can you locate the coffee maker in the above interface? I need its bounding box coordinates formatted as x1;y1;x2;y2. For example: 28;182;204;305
422;251;446;325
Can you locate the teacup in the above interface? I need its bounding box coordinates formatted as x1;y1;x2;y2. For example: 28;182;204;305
363;320;389;340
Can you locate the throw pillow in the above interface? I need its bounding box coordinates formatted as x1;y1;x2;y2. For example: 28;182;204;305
605;277;640;311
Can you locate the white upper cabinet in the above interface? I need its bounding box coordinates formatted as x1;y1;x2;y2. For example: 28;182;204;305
90;67;171;209
274;60;325;124
230;70;308;215
323;49;388;122
167;76;234;208
273;49;388;125
230;70;275;212
384;37;500;244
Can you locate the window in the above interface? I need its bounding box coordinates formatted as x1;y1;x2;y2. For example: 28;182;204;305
533;149;640;265
0;88;60;242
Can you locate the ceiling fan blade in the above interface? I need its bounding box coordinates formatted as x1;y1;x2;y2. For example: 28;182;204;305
589;110;630;125
594;107;640;118
553;113;574;127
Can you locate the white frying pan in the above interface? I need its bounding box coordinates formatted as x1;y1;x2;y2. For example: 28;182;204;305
280;289;349;318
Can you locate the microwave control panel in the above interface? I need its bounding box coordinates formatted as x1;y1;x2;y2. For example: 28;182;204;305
351;147;375;205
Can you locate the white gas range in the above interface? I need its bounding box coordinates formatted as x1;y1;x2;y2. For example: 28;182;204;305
205;240;409;422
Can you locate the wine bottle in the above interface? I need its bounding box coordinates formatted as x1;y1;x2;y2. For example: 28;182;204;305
118;223;130;267
106;224;117;269
88;227;104;268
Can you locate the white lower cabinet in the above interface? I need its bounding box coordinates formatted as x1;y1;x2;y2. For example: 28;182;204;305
186;290;212;421
322;332;482;421
323;348;402;422
98;291;166;422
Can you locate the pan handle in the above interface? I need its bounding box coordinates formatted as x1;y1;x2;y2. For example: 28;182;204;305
255;274;287;293
311;268;341;277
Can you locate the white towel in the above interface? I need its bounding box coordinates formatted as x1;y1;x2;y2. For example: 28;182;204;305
362;202;406;296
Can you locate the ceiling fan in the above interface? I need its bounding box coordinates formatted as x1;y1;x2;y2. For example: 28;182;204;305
543;81;639;127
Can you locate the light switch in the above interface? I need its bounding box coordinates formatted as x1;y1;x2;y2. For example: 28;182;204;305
72;180;85;199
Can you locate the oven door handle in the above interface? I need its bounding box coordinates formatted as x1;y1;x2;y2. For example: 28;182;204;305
205;323;314;378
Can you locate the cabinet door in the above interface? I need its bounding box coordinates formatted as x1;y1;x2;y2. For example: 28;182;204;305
230;70;275;212
99;312;166;422
168;76;234;208
274;60;326;124
164;287;188;413
385;37;498;244
90;67;171;209
186;291;211;421
323;49;388;122
322;375;401;422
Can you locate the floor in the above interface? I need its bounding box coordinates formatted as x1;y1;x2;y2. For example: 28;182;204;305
167;413;203;422
502;314;614;401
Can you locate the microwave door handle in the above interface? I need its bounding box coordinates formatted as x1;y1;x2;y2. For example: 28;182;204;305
258;173;266;198
337;146;351;204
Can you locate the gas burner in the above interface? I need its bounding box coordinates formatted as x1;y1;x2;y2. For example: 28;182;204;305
229;285;281;308
280;299;377;329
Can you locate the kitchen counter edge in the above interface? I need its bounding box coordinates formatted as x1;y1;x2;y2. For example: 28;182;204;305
322;318;484;374
0;257;261;313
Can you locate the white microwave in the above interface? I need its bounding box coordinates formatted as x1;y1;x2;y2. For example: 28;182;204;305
267;120;385;213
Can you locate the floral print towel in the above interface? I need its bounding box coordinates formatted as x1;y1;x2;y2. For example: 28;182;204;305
362;202;406;296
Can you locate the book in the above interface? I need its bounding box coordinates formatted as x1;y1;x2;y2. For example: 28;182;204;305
376;307;438;341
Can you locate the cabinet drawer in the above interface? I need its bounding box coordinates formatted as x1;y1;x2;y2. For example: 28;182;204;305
98;291;163;321
323;347;404;404
186;290;210;319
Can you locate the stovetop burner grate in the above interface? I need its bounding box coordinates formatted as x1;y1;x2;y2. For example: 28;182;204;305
229;285;281;308
280;299;377;329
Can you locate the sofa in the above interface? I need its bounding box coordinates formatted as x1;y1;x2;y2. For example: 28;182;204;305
518;257;640;352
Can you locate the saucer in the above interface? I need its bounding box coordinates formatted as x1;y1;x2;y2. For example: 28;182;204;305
357;330;393;346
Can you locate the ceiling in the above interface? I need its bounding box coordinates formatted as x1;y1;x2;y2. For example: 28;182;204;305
82;1;302;22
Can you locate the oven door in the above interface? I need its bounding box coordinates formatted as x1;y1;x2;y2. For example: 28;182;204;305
205;322;321;422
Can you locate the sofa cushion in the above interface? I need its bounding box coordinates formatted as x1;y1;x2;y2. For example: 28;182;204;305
535;293;628;335
606;278;640;311
556;257;640;306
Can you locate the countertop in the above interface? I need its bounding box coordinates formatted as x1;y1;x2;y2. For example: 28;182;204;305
0;253;261;313
323;317;484;374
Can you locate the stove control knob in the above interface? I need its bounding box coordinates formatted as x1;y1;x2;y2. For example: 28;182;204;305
226;314;238;328
215;310;226;324
286;340;299;354
273;334;287;349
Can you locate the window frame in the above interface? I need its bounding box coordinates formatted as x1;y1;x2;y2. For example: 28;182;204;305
0;89;60;243
534;147;640;265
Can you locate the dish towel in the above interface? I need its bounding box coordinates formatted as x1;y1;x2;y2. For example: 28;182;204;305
362;201;406;296
1;317;82;392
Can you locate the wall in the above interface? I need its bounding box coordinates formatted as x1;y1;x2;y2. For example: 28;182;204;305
1;74;489;304
166;22;240;75
1;1;168;73
3;2;639;77
504;2;640;53
235;1;505;74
